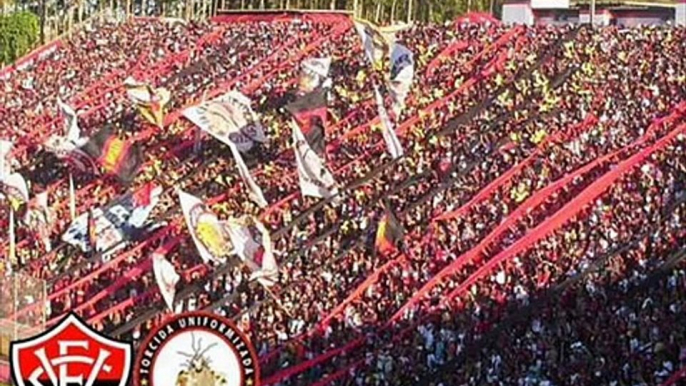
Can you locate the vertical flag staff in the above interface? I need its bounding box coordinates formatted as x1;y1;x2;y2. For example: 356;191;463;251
8;204;16;268
69;172;76;220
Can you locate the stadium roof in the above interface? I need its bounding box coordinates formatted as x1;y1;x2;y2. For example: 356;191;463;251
571;0;676;7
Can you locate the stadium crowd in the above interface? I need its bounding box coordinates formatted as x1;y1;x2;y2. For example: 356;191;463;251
1;11;685;386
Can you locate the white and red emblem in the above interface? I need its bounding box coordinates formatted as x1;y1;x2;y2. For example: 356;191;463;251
10;312;132;386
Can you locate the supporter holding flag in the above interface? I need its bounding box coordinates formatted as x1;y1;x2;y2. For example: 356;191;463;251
87;208;98;251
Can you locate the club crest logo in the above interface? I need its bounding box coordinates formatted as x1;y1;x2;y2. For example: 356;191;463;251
133;311;259;386
10;312;132;386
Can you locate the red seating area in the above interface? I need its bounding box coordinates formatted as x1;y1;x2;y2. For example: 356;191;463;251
1;12;685;386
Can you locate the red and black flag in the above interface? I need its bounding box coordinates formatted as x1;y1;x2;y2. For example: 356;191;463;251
375;206;404;255
81;126;143;183
286;88;327;157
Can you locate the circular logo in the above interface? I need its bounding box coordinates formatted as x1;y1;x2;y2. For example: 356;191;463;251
133;312;259;386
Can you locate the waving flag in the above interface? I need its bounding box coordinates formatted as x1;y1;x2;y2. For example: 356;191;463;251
353;19;391;70
125;77;171;128
57;98;81;142
0;172;29;210
81;126;143;183
374;87;403;159
183;91;267;153
286;88;328;157
299;57;331;93
62;184;162;260
152;245;180;312
389;43;415;116
45;99;88;163
224;216;278;286
227;142;268;208
178;189;232;264
292;122;337;199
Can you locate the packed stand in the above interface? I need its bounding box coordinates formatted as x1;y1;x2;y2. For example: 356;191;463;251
2;14;686;386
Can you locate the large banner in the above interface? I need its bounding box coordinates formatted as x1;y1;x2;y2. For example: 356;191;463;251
62;184;162;260
183;91;267;153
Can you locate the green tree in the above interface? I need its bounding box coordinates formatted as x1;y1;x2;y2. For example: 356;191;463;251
0;11;39;66
220;0;501;24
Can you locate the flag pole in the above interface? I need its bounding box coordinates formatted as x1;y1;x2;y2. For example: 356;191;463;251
69;172;76;220
9;206;16;267
262;284;293;319
237;259;292;318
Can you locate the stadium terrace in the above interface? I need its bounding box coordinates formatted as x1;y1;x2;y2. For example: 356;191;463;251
1;5;686;386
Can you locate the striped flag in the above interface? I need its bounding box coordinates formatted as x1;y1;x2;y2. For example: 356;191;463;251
81;126;143;183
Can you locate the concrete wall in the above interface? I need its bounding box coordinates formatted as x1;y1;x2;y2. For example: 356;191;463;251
579;10;613;26
503;1;534;25
676;0;686;26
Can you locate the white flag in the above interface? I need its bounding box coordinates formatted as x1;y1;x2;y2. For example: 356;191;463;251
178;189;232;264
353;20;390;69
183;91;267;153
374;87;404;159
228;142;268;208
225;216;278;287
152;251;180;312
389;44;415;116
299;57;332;92
57;98;81;142
292;122;337;198
0;172;29;210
